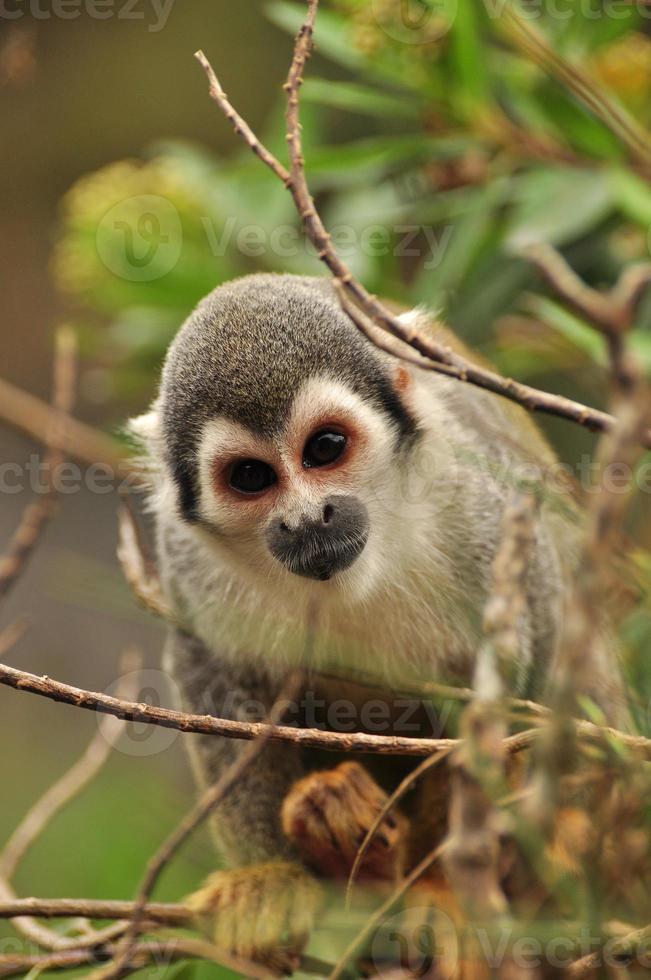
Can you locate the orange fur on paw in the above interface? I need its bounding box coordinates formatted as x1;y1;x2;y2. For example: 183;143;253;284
281;761;407;880
186;860;321;975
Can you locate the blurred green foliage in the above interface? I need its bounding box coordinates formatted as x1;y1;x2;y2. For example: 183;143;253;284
54;0;651;413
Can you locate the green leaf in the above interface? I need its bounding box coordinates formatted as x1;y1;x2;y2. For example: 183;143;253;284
505;167;613;250
304;134;473;186
525;295;608;365
302;78;423;119
413;183;504;309
610;166;651;227
630;329;651;373
265;1;365;71
165;966;199;980
452;257;533;341
448;0;490;114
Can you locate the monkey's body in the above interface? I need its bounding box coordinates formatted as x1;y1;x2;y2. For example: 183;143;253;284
131;273;612;967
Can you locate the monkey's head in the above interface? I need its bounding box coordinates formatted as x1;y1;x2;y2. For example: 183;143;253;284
132;274;439;605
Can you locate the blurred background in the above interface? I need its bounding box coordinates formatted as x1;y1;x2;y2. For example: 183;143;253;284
1;0;651;974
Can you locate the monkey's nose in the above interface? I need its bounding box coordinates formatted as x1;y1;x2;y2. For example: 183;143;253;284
265;495;369;581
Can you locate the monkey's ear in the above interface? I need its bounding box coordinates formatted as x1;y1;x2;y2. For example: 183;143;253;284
390;308;428;396
127;402;161;452
393;361;412;395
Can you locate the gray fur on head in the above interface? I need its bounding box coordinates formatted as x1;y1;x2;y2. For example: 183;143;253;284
159;273;417;520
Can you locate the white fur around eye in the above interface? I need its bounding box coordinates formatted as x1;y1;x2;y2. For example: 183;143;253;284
285;377;399;464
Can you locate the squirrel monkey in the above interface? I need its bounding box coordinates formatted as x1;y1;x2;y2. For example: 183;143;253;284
130;273;622;971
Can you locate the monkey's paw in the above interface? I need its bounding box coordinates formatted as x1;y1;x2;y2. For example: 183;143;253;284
186;860;321;975
281;761;407;880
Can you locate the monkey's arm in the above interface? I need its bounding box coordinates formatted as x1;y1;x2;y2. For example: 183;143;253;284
164;627;304;863
164;629;320;970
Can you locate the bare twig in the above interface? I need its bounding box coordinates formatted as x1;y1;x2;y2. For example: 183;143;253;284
1;658;649;757
0;900;647;980
344;746;454;910
443;495;538;972
568;923;651;979
524;244;651;336
0;649;143;951
0;903;336;979
329;841;449;980
0;934;279;980
99;670;306;979
0;897;188;924
0;376;133;476
0;657;456;755
0;328;77;602
521;240;651;932
117;496;172;620
543;237;651;723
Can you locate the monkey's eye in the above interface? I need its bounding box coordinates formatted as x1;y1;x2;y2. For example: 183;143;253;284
303;430;347;468
229;459;277;494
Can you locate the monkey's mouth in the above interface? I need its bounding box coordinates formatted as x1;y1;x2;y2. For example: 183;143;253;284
271;530;368;582
265;494;370;582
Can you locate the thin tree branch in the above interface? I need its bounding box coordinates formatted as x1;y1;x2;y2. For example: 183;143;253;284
1;658;649;757
567;923;651;979
443;495;538;974
329;841;449;980
0;900;647;980
0;649;143;951
0;328;77;602
116;496;172;621
100;671;305;979
524;243;651;337
0;898;188;924
0;657;457;755
0;376;133;476
344;744;453;910
0;934;280;980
